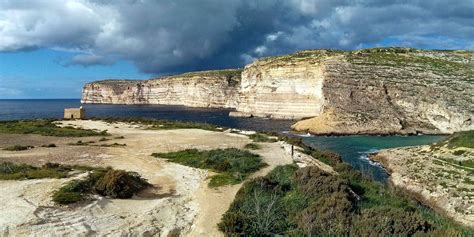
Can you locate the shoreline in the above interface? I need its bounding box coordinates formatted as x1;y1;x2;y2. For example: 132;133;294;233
369;147;474;227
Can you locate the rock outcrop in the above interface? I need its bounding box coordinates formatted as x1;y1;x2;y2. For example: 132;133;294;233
369;133;474;227
81;69;241;108
82;48;474;135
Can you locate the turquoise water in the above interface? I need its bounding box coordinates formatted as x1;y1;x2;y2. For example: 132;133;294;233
303;135;446;182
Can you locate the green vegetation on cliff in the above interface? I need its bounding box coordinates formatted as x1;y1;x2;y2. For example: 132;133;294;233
256;47;473;80
432;130;474;149
152;148;266;187
0;120;108;137
178;69;242;78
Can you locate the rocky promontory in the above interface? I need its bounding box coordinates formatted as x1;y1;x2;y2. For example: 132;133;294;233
82;48;474;135
81;69;241;108
369;131;474;227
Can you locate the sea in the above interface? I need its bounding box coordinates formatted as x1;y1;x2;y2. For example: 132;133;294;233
0;99;446;182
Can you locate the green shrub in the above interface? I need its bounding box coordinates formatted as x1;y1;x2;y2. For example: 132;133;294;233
0;162;70;180
0;120;109;137
52;190;83;204
297;191;354;236
452;150;466;155
3;145;34;151
152;148;266;187
41;143;57;148
94;169;150;198
244;143;261;150
351;207;432;236
219;163;470;236
248;133;278;143
53;168;151;204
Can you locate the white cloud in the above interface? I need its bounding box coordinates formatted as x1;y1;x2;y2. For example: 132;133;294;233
0;0;472;73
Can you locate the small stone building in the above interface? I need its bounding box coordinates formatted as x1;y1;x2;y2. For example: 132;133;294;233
64;107;85;119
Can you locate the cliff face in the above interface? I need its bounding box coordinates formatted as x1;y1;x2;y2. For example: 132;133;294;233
234;59;325;119
82;48;474;134
288;49;474;134
81;70;241;108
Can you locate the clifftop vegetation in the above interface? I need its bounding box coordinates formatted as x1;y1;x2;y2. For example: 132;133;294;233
252;48;473;79
0;120;109;137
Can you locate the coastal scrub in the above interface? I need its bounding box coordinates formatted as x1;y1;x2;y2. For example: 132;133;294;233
219;164;473;236
152;148;266;187
0;120;108;137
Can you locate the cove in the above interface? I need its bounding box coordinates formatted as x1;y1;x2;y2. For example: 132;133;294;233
302;135;447;182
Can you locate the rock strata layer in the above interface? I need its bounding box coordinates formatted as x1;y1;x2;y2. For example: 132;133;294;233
81;70;241;108
82;48;474;134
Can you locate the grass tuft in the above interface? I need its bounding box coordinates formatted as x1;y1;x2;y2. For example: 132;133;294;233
3;145;34;151
248;133;277;143
0;162;70;180
244;143;261;150
152;148;266;187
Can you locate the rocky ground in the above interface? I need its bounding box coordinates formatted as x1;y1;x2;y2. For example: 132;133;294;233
0;120;301;236
370;145;474;227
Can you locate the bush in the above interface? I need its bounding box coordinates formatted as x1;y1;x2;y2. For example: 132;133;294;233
297;191;354;236
3;145;34;151
41;143;56;148
53;168;151;204
248;133;278;143
244;143;261;150
94;169;150;198
52;190;83;204
351;207;432;236
219;163;468;236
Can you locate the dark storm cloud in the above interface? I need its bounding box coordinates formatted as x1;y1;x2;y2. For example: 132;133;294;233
0;0;472;74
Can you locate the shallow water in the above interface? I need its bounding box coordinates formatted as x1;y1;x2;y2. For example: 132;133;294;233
0;99;446;182
303;135;446;182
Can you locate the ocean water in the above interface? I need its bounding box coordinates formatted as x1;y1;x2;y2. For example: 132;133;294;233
0;99;446;182
0;99;294;132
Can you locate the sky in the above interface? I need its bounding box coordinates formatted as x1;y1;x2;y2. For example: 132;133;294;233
0;0;473;99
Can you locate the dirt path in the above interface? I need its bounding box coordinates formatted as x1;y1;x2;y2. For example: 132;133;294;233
0;120;293;236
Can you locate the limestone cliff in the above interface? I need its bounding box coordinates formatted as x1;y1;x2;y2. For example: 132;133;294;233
82;48;474;135
81;69;241;108
286;48;473;134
